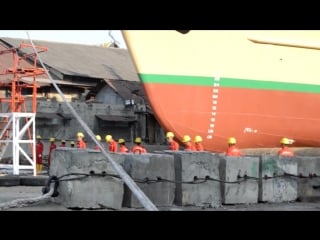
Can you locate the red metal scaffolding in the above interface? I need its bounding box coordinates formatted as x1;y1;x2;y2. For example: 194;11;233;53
0;42;48;174
0;43;48;113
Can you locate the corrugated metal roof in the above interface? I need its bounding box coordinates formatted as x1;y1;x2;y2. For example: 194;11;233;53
21;77;92;87
0;42;48;84
104;79;147;105
0;37;140;81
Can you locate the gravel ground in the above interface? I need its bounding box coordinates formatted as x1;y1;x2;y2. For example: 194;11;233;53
1;186;320;211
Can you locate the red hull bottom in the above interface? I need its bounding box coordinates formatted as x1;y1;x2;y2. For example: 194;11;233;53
144;83;320;152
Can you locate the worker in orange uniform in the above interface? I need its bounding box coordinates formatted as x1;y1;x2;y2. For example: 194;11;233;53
48;137;57;167
105;134;118;152
226;137;242;156
59;139;66;147
194;135;204;151
77;132;86;149
131;137;147;154
118;138;129;153
94;135;102;151
166;132;179;151
278;137;294;156
35;135;44;173
182;135;196;151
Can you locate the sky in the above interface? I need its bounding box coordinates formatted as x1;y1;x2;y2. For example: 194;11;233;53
0;30;127;48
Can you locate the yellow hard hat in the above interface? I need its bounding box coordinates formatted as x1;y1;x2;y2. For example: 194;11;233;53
96;135;101;141
118;138;125;144
105;135;112;142
166;132;174;138
61;139;66;143
182;135;191;143
280;137;290;145
135;137;142;143
36;135;41;139
228;137;236;144
194;135;202;143
77;132;84;138
49;137;55;142
70;141;75;144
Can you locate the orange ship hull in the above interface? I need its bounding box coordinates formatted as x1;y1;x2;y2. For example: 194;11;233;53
122;30;320;152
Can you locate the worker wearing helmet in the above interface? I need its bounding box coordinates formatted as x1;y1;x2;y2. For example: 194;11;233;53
131;137;147;154
182;135;196;151
35;135;44;173
166;131;179;151
48;137;57;167
226;137;242;156
76;132;86;149
105;134;118;152
194;135;204;151
59;139;66;147
70;141;75;148
94;135;102;151
278;137;294;156
118;138;129;153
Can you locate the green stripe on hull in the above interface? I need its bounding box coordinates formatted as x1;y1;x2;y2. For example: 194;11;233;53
139;73;320;93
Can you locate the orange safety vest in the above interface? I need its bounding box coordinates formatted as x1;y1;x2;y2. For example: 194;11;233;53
278;147;294;156
48;143;56;166
108;140;118;152
36;141;44;164
226;146;242;156
169;140;179;151
195;143;204;151
131;145;147;154
77;139;86;149
184;142;196;151
119;145;129;153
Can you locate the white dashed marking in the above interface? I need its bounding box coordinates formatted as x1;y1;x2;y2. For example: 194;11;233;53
207;75;220;139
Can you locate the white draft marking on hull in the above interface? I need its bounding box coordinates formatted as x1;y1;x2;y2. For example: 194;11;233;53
207;75;220;139
243;127;258;134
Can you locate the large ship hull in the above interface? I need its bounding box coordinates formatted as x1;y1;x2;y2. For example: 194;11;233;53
122;30;320;152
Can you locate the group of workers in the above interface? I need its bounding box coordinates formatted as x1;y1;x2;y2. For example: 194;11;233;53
166;132;204;151
35;130;295;173
165;131;295;157
94;134;147;154
35;132;148;173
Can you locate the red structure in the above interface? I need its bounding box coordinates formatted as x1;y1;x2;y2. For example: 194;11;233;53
0;42;48;164
0;43;48;113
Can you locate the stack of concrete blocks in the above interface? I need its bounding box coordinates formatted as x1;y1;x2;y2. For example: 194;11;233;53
259;155;297;202
122;153;175;208
220;156;259;204
50;148;125;209
296;156;320;202
173;152;221;207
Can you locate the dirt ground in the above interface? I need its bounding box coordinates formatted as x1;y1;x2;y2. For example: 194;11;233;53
0;186;320;211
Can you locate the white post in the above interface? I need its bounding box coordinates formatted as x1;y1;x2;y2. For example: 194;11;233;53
32;116;36;176
12;113;19;175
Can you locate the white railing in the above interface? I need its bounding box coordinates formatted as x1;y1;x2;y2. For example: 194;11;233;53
0;112;36;176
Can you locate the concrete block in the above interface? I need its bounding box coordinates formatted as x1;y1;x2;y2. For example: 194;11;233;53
174;152;221;207
260;155;298;202
296;156;320;202
122;153;175;208
49;149;125;209
220;156;259;204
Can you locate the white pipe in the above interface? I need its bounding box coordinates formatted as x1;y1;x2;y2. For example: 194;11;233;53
26;32;158;211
